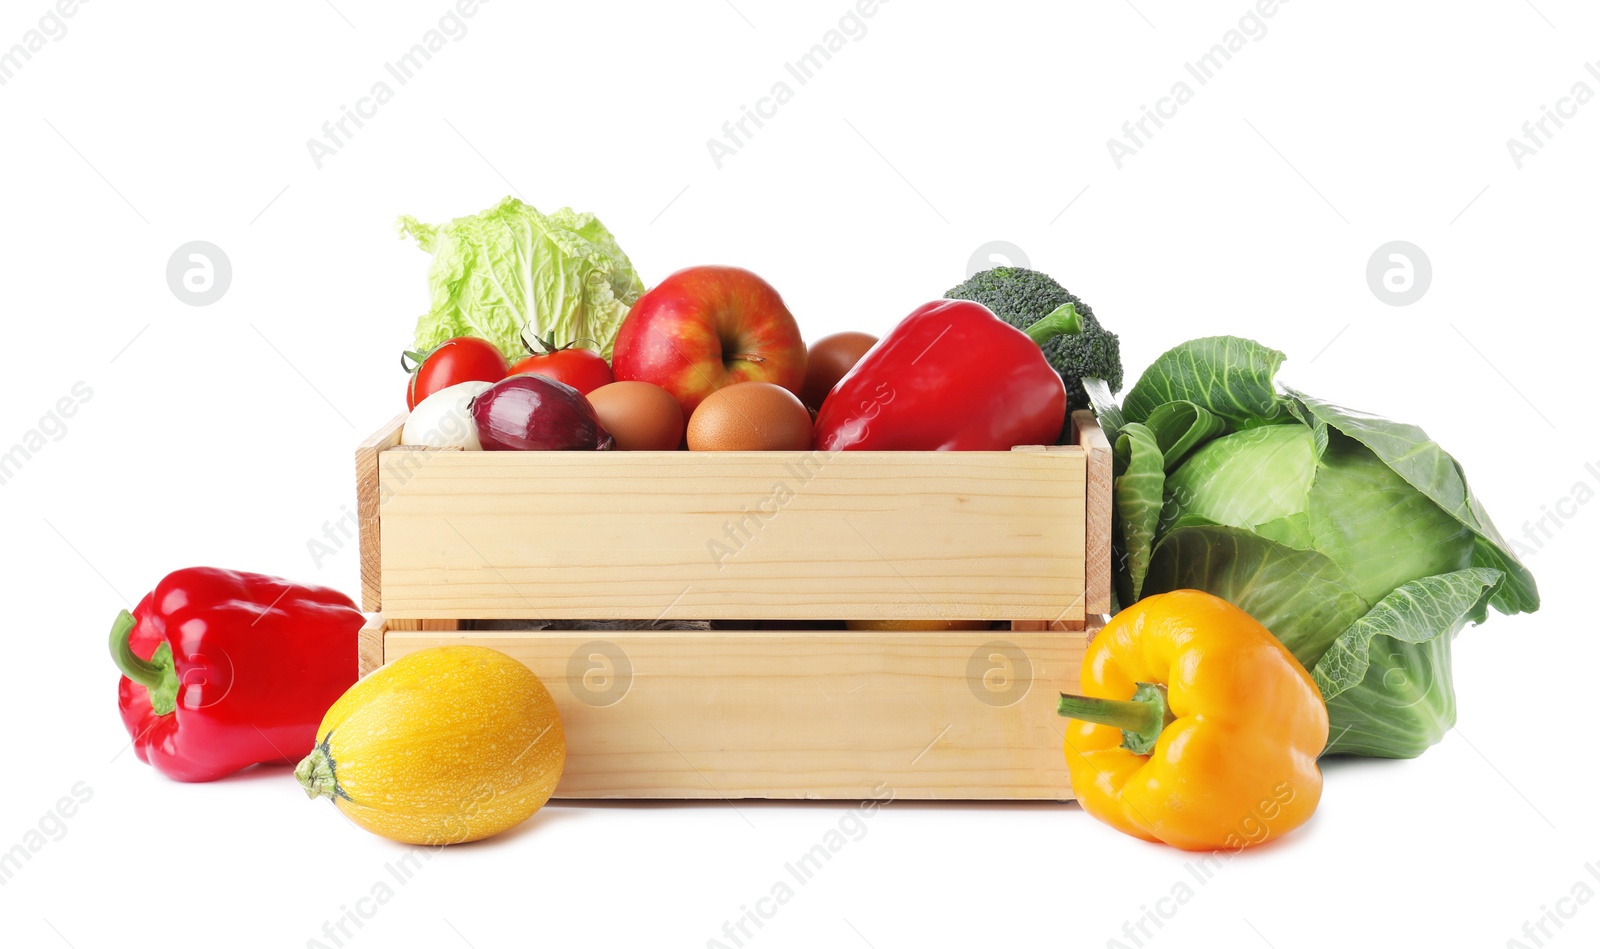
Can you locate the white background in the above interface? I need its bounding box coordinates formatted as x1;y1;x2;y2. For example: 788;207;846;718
1;1;1595;947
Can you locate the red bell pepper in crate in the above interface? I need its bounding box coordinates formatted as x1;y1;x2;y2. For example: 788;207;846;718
811;299;1083;451
109;567;363;782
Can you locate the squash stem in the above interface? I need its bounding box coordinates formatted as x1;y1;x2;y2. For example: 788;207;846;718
296;744;338;800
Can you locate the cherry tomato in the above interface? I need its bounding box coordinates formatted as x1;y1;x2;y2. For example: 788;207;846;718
404;337;509;410
510;346;613;395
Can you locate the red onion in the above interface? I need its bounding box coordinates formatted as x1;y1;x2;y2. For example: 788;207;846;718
471;374;614;451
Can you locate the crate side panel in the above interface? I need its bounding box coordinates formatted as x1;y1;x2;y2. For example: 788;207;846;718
1072;411;1114;614
356;414;406;612
378;451;1087;621
383;627;1089;800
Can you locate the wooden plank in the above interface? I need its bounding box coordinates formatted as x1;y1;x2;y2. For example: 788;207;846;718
1010;443;1088;630
1074;411;1113;615
357;613;387;678
356;414;407;612
378;449;1087;622
382;623;1095;800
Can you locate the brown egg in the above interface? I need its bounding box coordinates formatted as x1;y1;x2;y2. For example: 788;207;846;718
586;381;684;451
801;332;878;409
687;382;812;451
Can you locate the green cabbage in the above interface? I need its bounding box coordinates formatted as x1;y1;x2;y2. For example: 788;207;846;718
1096;337;1539;758
399;197;645;361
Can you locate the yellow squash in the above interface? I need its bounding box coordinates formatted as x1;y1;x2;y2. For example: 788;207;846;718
296;646;565;845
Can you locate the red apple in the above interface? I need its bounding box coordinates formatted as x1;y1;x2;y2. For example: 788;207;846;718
611;266;806;419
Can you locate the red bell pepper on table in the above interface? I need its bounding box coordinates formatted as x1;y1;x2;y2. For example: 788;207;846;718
811;299;1083;451
109;568;363;782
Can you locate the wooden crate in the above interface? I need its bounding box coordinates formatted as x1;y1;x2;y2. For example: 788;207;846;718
355;411;1112;801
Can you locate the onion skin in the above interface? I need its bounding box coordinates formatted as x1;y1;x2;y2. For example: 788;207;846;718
471;374;614;451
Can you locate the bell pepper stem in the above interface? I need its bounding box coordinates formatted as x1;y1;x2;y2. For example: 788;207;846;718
1022;303;1084;346
109;610;179;716
1057;682;1174;755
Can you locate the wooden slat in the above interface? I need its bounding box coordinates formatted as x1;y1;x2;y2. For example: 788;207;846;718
1074;411;1113;615
357;613;387;678
382;623;1096;800
356;414;407;612
378;450;1087;622
1010;443;1088;631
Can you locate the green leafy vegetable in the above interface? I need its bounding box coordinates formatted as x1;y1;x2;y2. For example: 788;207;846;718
944;267;1123;416
400;197;645;362
1145;525;1371;664
1141;401;1228;472
1122;336;1288;428
1161;424;1320;545
1289;390;1539;615
1313;569;1501;757
1105;337;1539;757
1111;422;1165;607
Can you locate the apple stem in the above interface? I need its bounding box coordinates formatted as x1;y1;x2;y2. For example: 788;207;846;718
728;353;768;364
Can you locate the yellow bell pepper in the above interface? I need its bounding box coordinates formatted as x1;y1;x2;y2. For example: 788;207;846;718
1057;589;1328;851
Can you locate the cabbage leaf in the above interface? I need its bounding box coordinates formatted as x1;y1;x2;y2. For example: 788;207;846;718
1103;337;1539;758
399;197;645;361
1288;390;1539;615
1122;336;1289;428
1145;525;1371;664
1313;568;1502;757
1111;422;1166;606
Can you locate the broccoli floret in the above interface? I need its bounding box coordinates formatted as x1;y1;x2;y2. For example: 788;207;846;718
945;266;1123;415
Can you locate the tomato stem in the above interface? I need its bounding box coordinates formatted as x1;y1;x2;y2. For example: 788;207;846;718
522;332;601;356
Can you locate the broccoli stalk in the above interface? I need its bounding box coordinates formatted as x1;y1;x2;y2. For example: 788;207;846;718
945;267;1123;418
